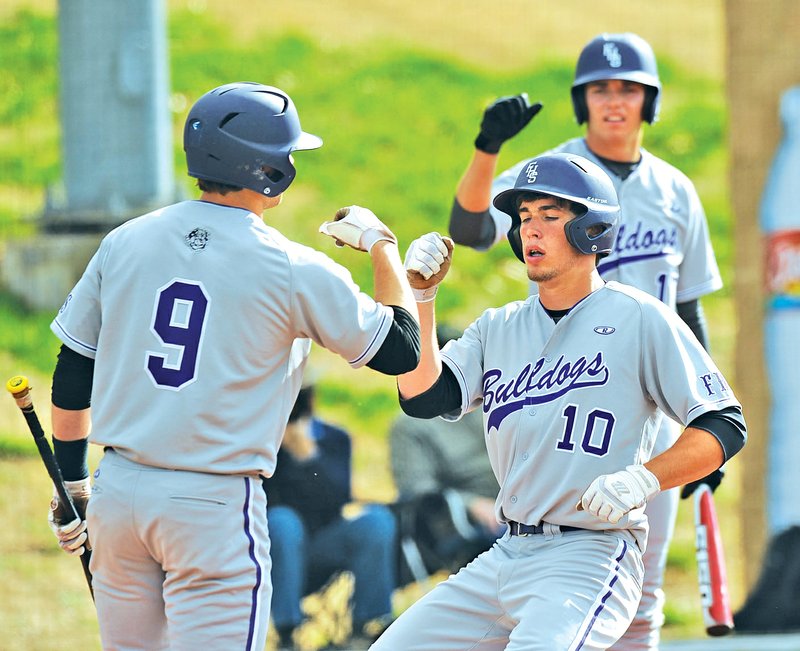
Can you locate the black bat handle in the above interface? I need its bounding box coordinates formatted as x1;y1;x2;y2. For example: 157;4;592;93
20;403;94;599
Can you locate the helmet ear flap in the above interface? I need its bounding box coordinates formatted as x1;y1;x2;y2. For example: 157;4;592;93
563;216;581;252
507;223;525;263
642;86;659;124
571;85;589;125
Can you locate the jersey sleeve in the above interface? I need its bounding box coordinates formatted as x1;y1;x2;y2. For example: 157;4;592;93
439;314;489;418
50;236;111;359
640;299;739;425
675;178;723;302
289;248;393;368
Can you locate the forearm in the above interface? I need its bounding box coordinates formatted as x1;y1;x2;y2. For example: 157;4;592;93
455;150;499;211
397;300;441;398
644;426;725;491
370;240;419;321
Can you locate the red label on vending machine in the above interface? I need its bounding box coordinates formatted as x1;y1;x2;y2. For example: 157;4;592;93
766;229;800;307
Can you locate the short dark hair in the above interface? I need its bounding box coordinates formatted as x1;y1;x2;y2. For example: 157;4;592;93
288;385;314;423
514;191;585;217
196;178;243;195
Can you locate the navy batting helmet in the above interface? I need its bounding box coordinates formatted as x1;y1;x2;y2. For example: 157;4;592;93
493;153;620;261
184;82;322;196
571;33;661;125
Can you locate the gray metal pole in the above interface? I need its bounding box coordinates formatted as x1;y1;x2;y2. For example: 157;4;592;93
46;0;175;230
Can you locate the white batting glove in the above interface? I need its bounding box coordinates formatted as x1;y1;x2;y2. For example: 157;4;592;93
404;232;452;302
318;205;397;253
579;465;660;524
48;478;91;556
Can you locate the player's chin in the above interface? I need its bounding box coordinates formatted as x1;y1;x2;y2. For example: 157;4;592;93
526;262;555;283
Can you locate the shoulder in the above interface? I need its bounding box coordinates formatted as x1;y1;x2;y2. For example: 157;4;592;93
459;298;537;341
549;138;587;156
602;281;678;321
483;297;536;322
276;236;359;286
93;204;180;261
639;149;698;192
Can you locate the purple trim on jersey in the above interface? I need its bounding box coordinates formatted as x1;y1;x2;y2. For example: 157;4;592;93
242;477;263;651
52;319;98;354
350;308;389;366
597;251;669;275
574;540;629;650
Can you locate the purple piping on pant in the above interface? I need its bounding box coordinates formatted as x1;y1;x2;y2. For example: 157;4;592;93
574;539;629;650
243;477;263;651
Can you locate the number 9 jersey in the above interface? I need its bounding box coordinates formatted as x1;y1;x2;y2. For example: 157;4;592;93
51;200;394;477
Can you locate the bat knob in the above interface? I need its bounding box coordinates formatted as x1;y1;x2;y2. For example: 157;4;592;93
6;375;29;396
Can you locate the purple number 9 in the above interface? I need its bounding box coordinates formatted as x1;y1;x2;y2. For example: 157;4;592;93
146;280;210;390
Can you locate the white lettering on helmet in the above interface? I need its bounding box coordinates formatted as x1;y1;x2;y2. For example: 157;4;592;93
603;43;622;68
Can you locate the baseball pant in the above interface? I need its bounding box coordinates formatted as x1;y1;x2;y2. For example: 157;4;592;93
610;418;681;651
609;486;678;650
371;528;643;651
88;450;271;651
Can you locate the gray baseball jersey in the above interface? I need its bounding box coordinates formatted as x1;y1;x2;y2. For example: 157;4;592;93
439;281;739;552
485;141;723;651
489;138;723;309
51;200;392;477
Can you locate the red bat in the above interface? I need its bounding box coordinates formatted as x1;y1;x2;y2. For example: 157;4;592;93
694;483;733;636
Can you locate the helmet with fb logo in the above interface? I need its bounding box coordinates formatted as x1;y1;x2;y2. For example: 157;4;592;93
571;32;662;124
493;153;620;260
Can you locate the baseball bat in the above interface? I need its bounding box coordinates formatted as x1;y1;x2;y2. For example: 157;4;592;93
5;375;94;599
694;483;733;636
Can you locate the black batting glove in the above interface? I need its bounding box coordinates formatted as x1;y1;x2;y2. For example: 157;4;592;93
680;467;725;499
474;93;543;154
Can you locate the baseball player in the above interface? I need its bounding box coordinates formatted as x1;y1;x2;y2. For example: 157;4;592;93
448;33;724;649
371;152;746;651
44;82;421;650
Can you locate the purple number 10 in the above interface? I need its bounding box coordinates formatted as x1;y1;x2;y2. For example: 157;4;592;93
146;279;210;390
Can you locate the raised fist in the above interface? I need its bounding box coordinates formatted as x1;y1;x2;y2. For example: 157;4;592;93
474;94;543;154
404;232;454;302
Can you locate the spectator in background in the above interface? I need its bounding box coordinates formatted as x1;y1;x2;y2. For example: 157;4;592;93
390;324;502;577
265;383;396;651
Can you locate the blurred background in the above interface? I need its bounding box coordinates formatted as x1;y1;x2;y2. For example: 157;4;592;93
0;0;796;648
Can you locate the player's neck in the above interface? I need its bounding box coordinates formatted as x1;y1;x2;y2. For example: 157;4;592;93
199;189;278;216
584;129;643;163
537;269;605;311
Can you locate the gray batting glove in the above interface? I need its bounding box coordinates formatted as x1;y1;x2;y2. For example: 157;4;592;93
48;477;91;556
404;232;454;302
318;205;397;253
578;465;660;524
